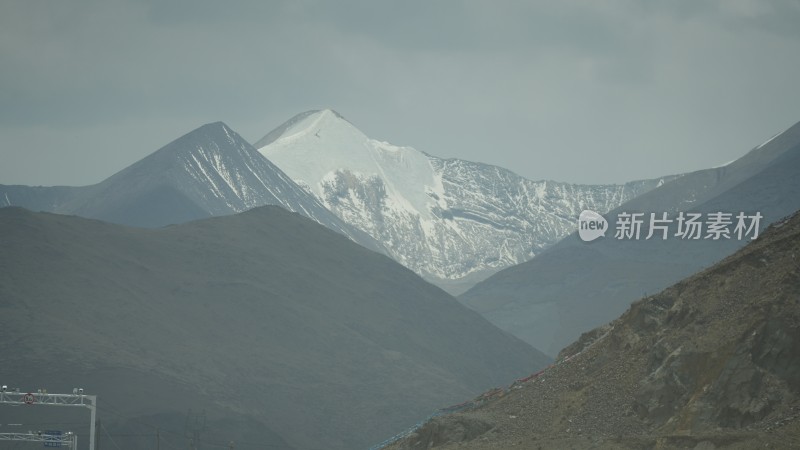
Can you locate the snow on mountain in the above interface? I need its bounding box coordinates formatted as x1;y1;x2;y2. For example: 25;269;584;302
1;122;382;251
73;121;332;223
257;110;675;292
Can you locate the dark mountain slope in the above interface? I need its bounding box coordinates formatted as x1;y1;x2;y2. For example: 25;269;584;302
0;184;85;211
461;120;800;356
387;210;800;450
0;206;548;450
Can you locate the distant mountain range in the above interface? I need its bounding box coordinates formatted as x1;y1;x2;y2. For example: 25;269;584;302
385;209;800;449
461;120;800;356
257;109;676;293
0;206;548;450
2;110;676;294
0;121;382;251
3;110;799;448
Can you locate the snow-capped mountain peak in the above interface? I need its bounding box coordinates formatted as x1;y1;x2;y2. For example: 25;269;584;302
254;109;350;148
256;111;674;292
97;120;314;217
260;110;442;221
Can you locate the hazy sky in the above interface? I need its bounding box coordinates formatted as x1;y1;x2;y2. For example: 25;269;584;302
2;0;800;186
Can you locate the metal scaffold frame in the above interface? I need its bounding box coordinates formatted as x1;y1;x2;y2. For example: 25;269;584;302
0;388;96;450
0;431;78;449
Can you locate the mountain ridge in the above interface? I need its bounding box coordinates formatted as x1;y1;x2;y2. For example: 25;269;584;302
257;109;677;293
461;119;800;356
0;121;383;251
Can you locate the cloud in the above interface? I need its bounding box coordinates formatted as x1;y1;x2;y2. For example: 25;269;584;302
1;0;799;186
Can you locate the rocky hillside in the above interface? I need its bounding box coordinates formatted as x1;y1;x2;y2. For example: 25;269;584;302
383;210;800;449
